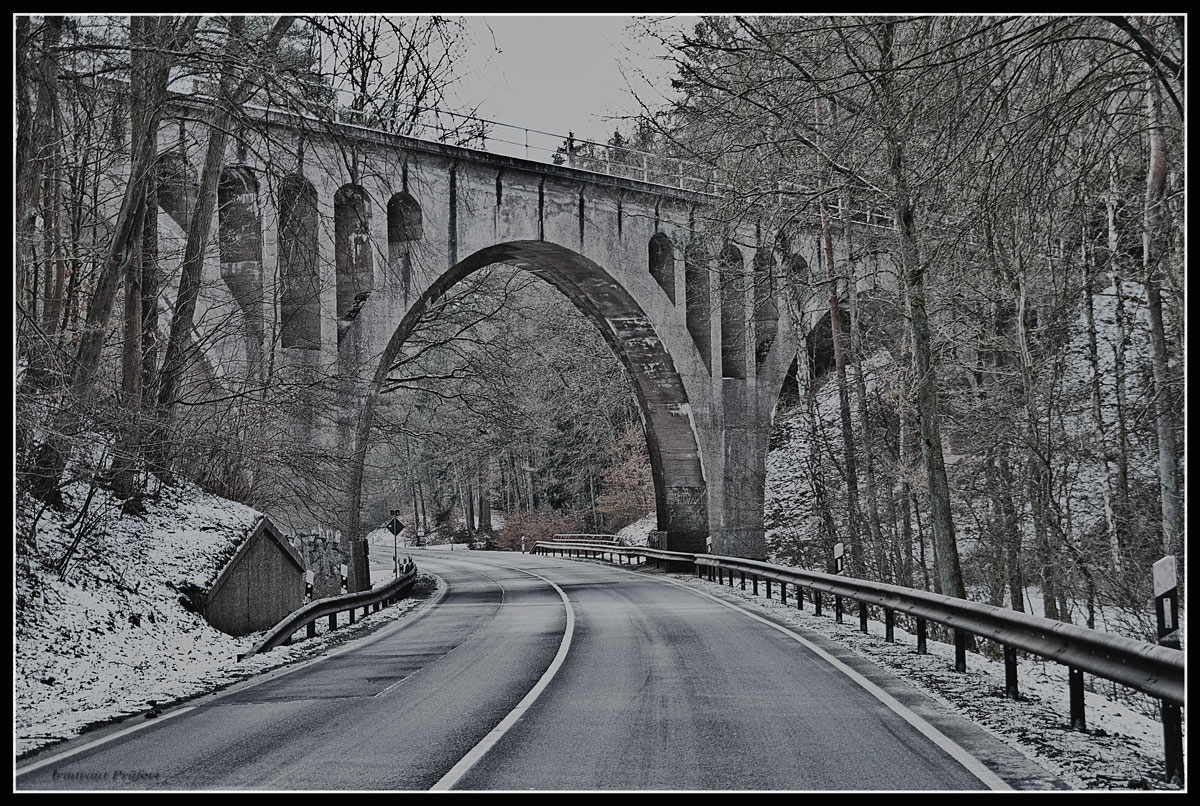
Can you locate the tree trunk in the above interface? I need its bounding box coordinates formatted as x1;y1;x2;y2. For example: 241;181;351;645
141;173;160;406
411;481;421;544
37;18;65;336
816;100;863;578
1106;154;1132;529
996;450;1024;612
800;335;839;565
1141;79;1182;559
1082;235;1121;572
880;21;965;600
478;459;492;533
157;17;294;414
841;193;887;581
896;334;916;589
15;17;35;316
110;178;148;501
72;16;197;393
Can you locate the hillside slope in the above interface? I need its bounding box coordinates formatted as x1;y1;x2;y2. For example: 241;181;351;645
14;474;430;757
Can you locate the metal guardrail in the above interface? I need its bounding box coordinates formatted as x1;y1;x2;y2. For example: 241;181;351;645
551;533;621;544
239;561;419;659
535;540;1185;782
535;540;687;567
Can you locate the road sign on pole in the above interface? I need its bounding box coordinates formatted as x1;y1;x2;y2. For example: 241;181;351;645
387;513;405;577
834;542;845;574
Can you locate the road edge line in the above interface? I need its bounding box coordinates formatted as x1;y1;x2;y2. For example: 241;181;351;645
15;575;449;778
616;562;1013;791
429;567;576;791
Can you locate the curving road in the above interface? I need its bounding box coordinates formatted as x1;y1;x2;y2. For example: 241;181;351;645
15;549;1065;791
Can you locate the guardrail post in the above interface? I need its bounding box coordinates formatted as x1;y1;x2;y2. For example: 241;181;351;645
718;567;724;584
1004;645;1019;699
796;585;803;610
1163;700;1183;784
728;569;734;587
835;595;843;623
781;584;787;605
858;602;868;633
329;613;337;631
885;609;894;642
1069;667;1086;731
916;618;927;654
814;590;822;616
307;621;316;639
752;576;759;595
740;571;745;590
954;629;967;672
766;579;772;599
349;608;356;624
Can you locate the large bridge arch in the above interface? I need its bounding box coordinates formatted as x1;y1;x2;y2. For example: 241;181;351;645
348;240;710;553
134;96;901;591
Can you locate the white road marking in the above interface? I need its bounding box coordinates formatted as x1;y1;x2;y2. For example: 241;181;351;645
15;707;197;776
429;564;576;791
601;560;1013;791
17;574;449;778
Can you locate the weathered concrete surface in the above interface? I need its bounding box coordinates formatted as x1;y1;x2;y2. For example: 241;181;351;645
156;105;886;587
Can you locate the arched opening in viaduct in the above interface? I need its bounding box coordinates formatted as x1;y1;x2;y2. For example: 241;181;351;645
334;183;375;344
350;240;709;553
753;247;778;366
684;241;711;373
387;191;423;300
648;231;675;303
278;173;321;350
217;165;264;378
155;150;198;232
717;242;747;380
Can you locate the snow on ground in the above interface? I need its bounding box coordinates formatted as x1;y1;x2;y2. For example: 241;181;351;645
14;479;437;759
616;512;657;546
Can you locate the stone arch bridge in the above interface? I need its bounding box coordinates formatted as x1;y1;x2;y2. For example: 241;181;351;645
155;99;895;591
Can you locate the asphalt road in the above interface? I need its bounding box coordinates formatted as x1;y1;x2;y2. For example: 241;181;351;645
15;549;1063;791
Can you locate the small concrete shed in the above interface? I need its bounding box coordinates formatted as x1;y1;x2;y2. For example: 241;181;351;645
204;518;305;636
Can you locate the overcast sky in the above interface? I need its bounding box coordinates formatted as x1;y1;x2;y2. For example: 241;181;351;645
450;15;694;156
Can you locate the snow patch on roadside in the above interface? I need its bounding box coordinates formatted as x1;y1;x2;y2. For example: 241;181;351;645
15;477;437;758
616;512;657;546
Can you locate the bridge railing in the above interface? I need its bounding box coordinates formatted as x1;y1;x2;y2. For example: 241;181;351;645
239;560;420;659
166;76;895;228
534;540;1185;782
